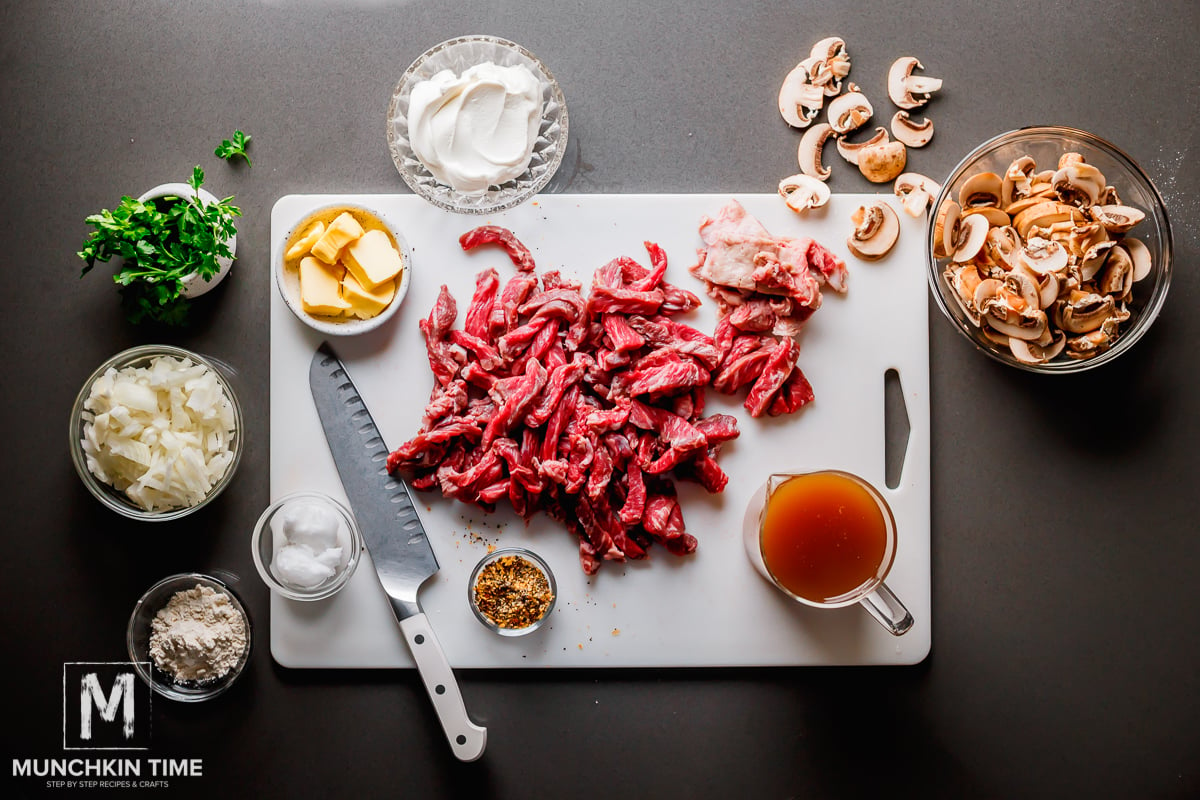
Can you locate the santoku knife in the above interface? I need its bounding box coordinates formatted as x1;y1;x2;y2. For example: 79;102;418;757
309;342;486;762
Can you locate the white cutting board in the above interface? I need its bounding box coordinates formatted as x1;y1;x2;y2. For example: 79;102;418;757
269;193;930;668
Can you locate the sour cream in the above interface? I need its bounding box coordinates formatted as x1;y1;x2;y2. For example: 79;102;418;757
408;62;542;194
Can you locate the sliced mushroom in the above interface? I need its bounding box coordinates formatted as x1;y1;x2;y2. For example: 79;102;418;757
795;123;835;181
962;206;1011;228
1001;156;1038;207
808;38;850;95
1013;201;1086;239
976;273;1048;340
1058;152;1086;169
1064;222;1108;258
1124;237;1152;282
858;140;907;183
887;56;943;110
890;111;933;147
1100;185;1123;205
893;173;942;217
932;199;957;258
1090;204;1146;234
959;172;1003;209
983;225;1022;270
1056;291;1116;334
1010;331;1066;364
1004;196;1046;218
778;63;825;128
778;173;832;213
1065;316;1120;358
946;264;984;324
950;213;989;263
1052;163;1106;207
836;126;889;165
847;201;900;260
1018;237;1069;276
1079;240;1116;282
827;91;873;135
1097;244;1135;299
1015;261;1061;309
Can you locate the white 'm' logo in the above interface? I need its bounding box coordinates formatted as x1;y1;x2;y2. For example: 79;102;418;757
79;672;136;740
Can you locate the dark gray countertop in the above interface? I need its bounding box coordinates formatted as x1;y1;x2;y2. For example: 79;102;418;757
4;1;1199;797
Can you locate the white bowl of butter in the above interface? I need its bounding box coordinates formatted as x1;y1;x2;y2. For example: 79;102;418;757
387;35;569;214
276;202;412;336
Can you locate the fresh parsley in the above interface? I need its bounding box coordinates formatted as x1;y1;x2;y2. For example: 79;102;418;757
78;166;241;325
215;129;252;167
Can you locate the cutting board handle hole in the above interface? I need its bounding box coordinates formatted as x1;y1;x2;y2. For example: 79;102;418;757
884;368;910;490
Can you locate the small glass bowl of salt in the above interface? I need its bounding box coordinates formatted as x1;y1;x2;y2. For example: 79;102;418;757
251;492;362;601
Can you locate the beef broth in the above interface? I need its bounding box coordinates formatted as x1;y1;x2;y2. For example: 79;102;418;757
760;471;888;604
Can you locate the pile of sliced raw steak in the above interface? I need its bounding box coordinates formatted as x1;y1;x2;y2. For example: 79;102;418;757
389;217;844;574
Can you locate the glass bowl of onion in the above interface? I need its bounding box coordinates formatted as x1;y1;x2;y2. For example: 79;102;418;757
69;344;244;521
386;35;569;214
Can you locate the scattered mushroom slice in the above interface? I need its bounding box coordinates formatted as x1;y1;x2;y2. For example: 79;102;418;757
847;201;900;260
827;91;873;135
1010;332;1066;364
959;172;1003;209
836;126;889;166
1056;291;1116;334
1090;204;1146;234
778;63;825;128
797;123;835;180
858;140;907;183
949;214;989;263
887;56;943;110
890;111;934;148
893;173;941;217
1125;237;1152;282
808;38;850;95
1052;163;1106;207
778;173;832;213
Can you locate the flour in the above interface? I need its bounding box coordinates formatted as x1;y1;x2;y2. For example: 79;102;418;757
149;584;248;682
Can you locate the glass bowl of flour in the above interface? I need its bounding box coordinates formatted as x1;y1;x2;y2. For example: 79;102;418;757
126;573;252;702
250;492;362;601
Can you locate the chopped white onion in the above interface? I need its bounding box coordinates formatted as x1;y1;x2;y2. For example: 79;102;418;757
81;355;237;512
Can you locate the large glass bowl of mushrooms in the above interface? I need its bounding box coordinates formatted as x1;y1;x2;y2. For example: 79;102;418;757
926;126;1172;373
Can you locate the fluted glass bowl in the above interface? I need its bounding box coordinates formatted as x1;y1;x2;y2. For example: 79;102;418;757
387;35;569;214
927;126;1172;373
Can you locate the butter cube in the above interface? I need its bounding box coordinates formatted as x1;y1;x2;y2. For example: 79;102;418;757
342;229;405;291
284;220;326;261
340;270;396;320
310;212;364;264
299;256;350;316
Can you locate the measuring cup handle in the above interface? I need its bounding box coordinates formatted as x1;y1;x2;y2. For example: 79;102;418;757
859;581;914;636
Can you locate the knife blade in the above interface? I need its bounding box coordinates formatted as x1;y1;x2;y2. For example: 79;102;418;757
309;342;486;762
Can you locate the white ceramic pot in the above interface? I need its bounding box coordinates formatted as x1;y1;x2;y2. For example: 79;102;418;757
137;183;237;298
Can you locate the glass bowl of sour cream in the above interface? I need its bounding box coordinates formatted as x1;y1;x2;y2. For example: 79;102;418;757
387;35;569;214
251;492;363;601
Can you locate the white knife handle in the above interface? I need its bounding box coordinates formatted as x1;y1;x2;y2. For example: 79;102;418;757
398;613;487;762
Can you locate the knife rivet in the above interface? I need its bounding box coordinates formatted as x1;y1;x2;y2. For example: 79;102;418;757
456;735;467;745
435;684;445;695
414;634;425;645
